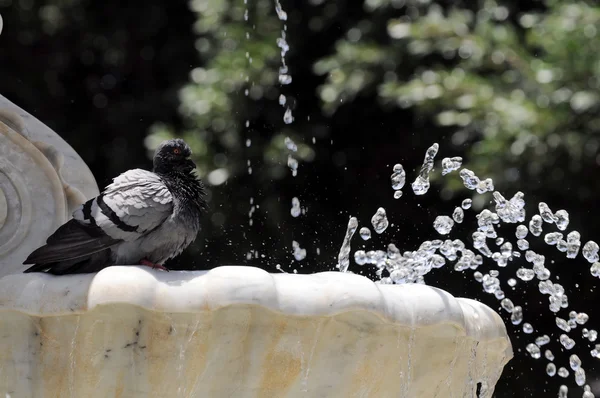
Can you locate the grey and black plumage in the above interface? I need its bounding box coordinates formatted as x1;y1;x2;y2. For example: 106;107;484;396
23;138;207;275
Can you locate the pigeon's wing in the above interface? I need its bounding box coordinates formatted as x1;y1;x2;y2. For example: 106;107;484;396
23;169;173;267
73;169;174;241
23;218;121;266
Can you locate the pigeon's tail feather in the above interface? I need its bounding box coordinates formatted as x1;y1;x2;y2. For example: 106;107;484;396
24;250;114;275
23;219;121;270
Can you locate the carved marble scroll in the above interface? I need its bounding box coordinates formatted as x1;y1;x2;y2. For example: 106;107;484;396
0;97;99;276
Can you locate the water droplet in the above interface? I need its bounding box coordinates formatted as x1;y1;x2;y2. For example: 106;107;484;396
461;198;472;209
558;367;569;378
577;313;590;325
359;227;371;241
459;169;480;190
544;232;563;245
526;343;540;358
560;334;576;350
433;215;454;235
274;0;287;21
279;74;292;85
441;156;462;175
493;191;525;223
290;197;301;217
287;155;298;177
391;164;406;190
539;202;557;223
371;208;389;234
337;217;358;272
354;250;366;265
279;94;287;105
546;363;556;376
452;207;464;223
558;385;568;397
582;241;599;263
535;335;550;346
511;306;523;325
555;209;570;230
284;137;298;152
292;240;306;261
500;298;514;313
393;190;403;199
570;354;582;371
283;108;294;124
529;215;543;236
411;143;438;195
516;225;528;239
567;231;582;259
575;367;586;386
556;317;571;332
517;268;535;281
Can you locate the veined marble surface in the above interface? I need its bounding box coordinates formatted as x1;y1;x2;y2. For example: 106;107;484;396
0;266;513;398
0;96;99;276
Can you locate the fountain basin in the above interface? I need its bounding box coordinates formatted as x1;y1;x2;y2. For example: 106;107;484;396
0;266;512;398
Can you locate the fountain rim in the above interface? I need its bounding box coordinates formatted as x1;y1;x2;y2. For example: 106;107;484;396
0;265;510;343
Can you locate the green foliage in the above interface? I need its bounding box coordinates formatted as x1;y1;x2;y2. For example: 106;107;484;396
314;1;600;192
155;0;600;199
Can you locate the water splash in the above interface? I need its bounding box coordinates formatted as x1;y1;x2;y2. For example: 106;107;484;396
336;217;358;272
411;143;438;195
335;143;600;396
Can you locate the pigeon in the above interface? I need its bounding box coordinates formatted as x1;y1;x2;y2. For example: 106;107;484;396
23;138;207;275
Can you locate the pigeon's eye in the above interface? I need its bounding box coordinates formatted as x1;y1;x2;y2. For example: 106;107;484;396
173;148;181;155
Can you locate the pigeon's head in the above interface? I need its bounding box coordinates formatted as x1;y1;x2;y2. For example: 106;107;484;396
153;139;196;174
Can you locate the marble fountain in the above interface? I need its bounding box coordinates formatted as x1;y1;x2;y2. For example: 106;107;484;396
0;14;512;398
0;91;512;398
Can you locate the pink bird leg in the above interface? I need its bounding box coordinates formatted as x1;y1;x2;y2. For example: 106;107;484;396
139;259;169;272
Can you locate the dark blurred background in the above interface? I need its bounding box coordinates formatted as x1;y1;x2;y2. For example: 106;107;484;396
2;0;600;396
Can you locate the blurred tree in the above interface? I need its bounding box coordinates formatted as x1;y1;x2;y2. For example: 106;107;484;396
314;0;600;200
153;0;600;208
0;0;197;182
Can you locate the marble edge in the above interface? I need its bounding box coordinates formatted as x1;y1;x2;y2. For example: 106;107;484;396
0;266;510;343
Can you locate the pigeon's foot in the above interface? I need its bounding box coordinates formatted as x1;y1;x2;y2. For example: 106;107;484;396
139;259;170;272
